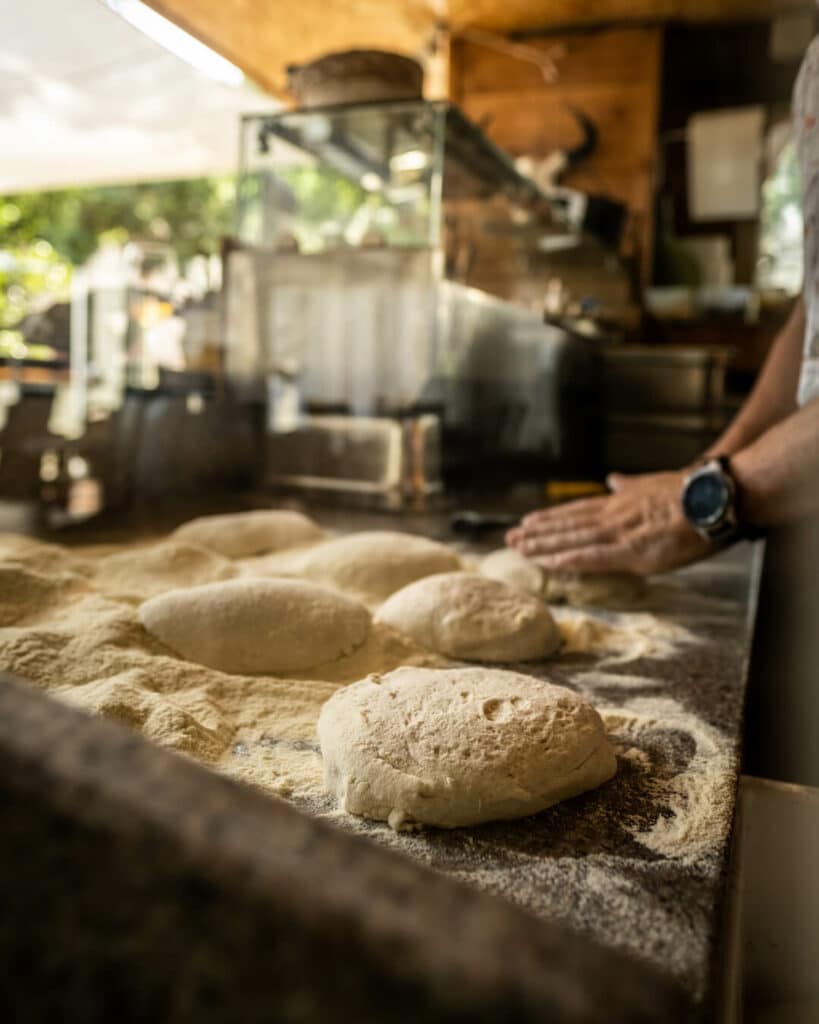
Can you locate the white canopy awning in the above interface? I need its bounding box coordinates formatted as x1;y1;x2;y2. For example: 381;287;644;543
0;0;276;194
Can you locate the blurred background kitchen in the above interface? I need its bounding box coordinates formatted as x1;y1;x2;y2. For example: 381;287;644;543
1;0;807;528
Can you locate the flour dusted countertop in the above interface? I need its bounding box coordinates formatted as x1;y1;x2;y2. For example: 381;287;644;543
0;499;762;1008
297;526;761;1004
247;507;760;1003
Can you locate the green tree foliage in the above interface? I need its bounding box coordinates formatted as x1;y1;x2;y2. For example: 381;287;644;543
758;140;803;293
0;176;235;267
0;240;71;334
0;176;235;332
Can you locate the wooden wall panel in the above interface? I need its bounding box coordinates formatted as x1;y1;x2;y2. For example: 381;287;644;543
452;27;661;93
451;27;662;281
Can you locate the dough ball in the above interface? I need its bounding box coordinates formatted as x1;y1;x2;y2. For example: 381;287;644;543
237;545;321;580
375;572;561;662
479;548;545;597
480;548;644;609
318;665;617;829
543;571;645;609
171;510;323;559
259;531;462;606
139;578;370;675
94;541;237;601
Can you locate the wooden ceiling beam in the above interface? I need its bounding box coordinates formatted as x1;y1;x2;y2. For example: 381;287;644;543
144;0;433;95
144;0;814;95
450;0;813;33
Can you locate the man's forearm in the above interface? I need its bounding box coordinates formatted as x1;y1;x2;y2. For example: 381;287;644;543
733;397;819;526
705;298;805;458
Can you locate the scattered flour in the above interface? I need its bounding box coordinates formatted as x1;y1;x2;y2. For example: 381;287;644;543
54;671;233;760
554;608;695;664
0;564;91;626
573;670;668;692
0;533;92;577
601;696;736;862
0;528;734;874
0;526;747;1001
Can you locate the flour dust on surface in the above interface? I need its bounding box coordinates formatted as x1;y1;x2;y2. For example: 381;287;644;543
0;528;746;994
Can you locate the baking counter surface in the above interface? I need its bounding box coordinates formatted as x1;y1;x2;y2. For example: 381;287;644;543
4;497;762;1007
295;509;760;1004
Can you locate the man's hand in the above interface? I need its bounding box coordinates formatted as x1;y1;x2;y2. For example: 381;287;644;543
506;471;712;575
605;470;676;494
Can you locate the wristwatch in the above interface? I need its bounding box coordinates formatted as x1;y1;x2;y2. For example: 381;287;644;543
680;456;741;543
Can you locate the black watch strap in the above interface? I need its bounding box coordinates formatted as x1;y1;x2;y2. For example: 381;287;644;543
699;454;764;542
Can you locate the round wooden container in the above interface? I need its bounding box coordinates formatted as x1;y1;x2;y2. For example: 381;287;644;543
286;49;424;108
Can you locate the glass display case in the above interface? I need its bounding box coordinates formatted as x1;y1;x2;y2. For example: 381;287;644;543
228;100;594;501
237;100;549;256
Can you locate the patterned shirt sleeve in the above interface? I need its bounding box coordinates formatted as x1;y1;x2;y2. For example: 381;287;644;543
795;36;819;405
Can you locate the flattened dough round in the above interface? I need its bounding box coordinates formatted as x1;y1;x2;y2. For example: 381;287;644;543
480;548;644;609
261;531;462;606
375;571;560;661
95;541;236;600
171;510;323;559
318;665;617;829
543;570;645;608
139;578;370;675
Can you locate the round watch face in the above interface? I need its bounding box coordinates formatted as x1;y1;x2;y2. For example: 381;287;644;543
682;471;731;528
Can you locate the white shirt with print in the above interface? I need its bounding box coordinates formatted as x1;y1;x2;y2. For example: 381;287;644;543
794;33;819;405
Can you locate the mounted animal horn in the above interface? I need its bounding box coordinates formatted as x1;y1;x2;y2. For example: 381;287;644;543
531;107;599;194
562;107;598;175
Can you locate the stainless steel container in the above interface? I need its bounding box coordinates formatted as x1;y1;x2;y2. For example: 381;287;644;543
600;345;731;414
265;413;442;508
603;412;729;473
599;345;732;473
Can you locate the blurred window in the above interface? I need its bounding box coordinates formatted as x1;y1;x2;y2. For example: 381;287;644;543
758;133;803;294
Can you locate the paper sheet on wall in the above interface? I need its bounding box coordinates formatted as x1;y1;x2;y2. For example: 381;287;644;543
687;107;765;222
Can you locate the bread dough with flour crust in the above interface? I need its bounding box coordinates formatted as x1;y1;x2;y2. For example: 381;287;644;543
318;665;617;829
172;510;323;559
375;571;561;661
139;577;370;674
246;530;462;606
479;548;545;597
480;548;645;609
